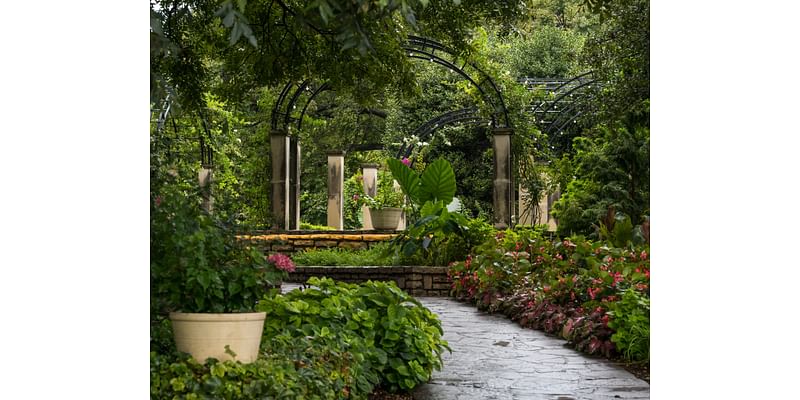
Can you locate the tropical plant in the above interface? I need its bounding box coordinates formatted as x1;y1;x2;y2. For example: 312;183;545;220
387;157;456;213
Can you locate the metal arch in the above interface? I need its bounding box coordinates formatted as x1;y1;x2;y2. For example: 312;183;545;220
270;80;334;134
270;82;295;130
297;82;332;130
534;79;598;123
404;35;511;129
270;36;513;134
540;85;598;136
283;80;312;129
395;107;487;160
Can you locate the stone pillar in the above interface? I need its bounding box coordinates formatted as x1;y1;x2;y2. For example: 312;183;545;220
361;163;379;230
492;127;514;229
270;130;290;230
288;137;301;230
198;166;214;213
327;151;346;230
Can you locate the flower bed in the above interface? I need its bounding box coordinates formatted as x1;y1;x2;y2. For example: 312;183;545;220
448;228;650;364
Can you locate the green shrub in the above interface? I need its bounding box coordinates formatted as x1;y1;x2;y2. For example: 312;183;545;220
607;288;650;361
150;331;374;399
257;277;450;392
299;222;335;231
292;243;395;266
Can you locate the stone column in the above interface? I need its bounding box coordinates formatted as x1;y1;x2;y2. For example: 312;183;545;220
327;151;346;230
492;127;514;229
270;130;290;230
288;137;301;230
198;166;214;213
361;163;379;230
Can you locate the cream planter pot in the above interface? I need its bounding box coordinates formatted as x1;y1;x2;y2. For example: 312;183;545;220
369;207;402;230
169;312;267;363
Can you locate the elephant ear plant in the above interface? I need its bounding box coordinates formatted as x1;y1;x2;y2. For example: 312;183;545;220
387;157;480;265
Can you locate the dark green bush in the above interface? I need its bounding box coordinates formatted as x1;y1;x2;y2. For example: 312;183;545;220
150;331;373;399
257;277;450;392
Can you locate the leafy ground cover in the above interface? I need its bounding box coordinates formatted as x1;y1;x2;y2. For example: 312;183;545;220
151;278;449;398
448;227;649;380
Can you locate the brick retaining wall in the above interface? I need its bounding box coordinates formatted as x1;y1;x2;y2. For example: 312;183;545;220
237;230;398;254
286;266;451;297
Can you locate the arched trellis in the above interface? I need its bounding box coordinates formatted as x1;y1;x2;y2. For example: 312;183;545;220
395;107;487;161
524;72;600;156
269;36;515;230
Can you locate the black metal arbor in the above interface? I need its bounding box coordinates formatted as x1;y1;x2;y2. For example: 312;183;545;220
394;107;485;161
523;71;599;156
269;35;515;230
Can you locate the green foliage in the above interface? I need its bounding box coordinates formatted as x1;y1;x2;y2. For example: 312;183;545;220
608;288;650;362
581;0;649;122
299;222;335;231
386;157;491;265
292;243;396;266
151;331;373;399
257;277;450;392
552;121;649;236
150;180;287;314
151;0;533;111
388;157;456;210
358;169;405;210
506;25;586;78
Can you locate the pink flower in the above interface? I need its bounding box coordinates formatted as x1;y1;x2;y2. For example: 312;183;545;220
268;253;295;272
401;157;411;166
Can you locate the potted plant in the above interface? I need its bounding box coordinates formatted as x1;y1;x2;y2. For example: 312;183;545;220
356;168;406;230
150;186;295;363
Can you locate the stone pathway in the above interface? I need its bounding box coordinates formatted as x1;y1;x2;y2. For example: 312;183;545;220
282;284;650;399
412;297;649;400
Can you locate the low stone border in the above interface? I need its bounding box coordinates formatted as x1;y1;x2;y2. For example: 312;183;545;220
287;266;451;297
237;230;399;254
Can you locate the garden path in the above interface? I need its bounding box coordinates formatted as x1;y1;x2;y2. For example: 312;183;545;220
282;284;650;400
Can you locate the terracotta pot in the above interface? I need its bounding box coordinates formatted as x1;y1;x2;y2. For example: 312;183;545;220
169;312;266;363
369;207;402;230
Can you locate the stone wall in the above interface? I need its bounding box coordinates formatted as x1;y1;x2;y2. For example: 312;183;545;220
237;230;398;254
286;266;451;297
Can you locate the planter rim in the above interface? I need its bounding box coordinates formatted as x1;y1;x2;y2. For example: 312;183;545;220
169;311;266;322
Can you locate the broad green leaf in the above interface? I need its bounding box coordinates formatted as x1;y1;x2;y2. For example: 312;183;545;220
387;158;421;204
419;158;456;204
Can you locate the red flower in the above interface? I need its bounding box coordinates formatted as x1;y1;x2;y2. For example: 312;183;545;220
268;253;296;272
401;157;411;166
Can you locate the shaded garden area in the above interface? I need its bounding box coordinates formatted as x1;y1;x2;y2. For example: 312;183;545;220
151;0;649;398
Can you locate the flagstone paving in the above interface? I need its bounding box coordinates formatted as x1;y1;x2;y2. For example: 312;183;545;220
282;283;650;400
